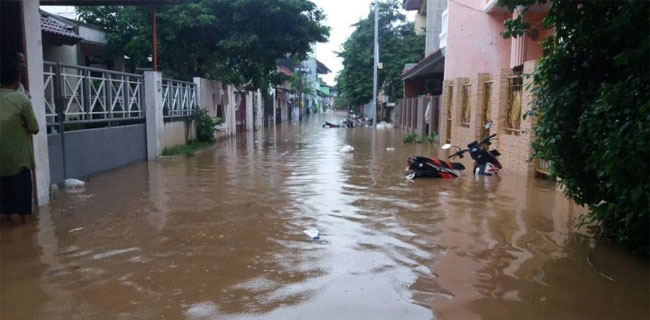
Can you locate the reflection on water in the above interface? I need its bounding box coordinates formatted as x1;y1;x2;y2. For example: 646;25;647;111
1;114;648;320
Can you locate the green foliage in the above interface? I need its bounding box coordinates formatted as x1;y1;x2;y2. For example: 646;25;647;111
425;132;436;143
403;132;435;144
403;133;416;144
76;0;329;91
192;108;216;143
162;140;213;157
336;0;424;107
499;0;650;254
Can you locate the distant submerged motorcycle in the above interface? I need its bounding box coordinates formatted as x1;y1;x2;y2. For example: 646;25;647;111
323;119;355;128
406;121;502;179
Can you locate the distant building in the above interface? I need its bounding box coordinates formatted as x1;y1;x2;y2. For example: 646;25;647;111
40;10;125;70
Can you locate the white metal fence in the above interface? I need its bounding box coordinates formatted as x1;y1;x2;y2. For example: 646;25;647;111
43;62;145;128
162;78;197;118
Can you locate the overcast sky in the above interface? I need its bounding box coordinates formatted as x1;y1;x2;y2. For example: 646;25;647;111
41;2;414;86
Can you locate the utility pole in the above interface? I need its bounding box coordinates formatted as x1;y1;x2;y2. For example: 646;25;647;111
372;0;379;128
298;67;303;121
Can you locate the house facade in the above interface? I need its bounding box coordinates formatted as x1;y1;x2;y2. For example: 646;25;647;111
439;0;551;176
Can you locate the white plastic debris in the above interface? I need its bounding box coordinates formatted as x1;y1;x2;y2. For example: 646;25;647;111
339;145;354;153
386;147;395;151
68;227;85;233
376;121;394;129
64;178;85;189
303;228;320;240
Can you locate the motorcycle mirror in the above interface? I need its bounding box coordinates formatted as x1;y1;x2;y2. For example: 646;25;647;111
484;121;493;130
441;144;452;150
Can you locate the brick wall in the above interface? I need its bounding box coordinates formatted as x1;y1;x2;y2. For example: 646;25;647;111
439;80;454;142
439;60;540;177
494;60;538;176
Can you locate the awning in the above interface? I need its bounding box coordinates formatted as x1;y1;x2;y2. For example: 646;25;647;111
316;59;330;74
41;13;82;45
401;49;445;80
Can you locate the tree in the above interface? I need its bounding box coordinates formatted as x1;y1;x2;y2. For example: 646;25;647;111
499;0;650;254
76;0;329;91
336;0;424;107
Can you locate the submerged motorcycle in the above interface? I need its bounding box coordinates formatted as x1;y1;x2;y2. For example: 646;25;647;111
442;121;502;176
323;119;355;128
406;156;466;179
406;121;502;179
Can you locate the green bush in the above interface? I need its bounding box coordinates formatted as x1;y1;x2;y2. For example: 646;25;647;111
425;132;436;143
500;0;649;255
403;133;416;143
193;109;215;143
404;132;436;144
162;140;213;157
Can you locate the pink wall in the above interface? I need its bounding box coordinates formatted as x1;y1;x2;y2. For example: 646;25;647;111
524;12;552;61
444;0;550;79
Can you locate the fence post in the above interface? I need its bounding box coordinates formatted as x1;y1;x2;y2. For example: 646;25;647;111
106;71;113;127
145;71;165;160
54;63;67;180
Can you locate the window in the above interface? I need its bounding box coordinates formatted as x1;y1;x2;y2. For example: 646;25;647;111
505;76;523;134
460;84;471;127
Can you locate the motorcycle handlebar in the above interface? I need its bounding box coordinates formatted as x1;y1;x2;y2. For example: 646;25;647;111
480;134;498;145
448;149;467;159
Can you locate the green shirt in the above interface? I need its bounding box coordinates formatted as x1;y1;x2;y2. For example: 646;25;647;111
0;88;39;177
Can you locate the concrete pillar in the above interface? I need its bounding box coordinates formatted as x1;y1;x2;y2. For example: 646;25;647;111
192;77;202;112
256;90;263;130
510;6;527;68
416;96;426;137
491;68;513;138
245;91;253;131
145;71;164;160
23;0;50;205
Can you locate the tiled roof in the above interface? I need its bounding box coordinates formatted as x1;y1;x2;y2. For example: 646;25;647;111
41;13;83;44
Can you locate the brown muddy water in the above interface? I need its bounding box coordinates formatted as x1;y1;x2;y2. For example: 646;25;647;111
1;114;648;320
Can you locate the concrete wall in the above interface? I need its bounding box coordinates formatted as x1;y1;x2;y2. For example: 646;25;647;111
194;77;237;136
425;0;447;55
23;0;51;205
48;124;146;184
47;134;64;185
164;120;195;149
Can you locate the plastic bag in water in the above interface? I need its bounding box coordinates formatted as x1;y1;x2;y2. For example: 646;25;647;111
303;228;320;240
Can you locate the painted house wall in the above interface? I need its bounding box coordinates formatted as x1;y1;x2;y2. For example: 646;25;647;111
42;42;78;65
444;0;511;80
445;0;550;80
78;25;106;44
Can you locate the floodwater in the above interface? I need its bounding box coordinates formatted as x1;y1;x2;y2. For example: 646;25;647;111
1;114;648;320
